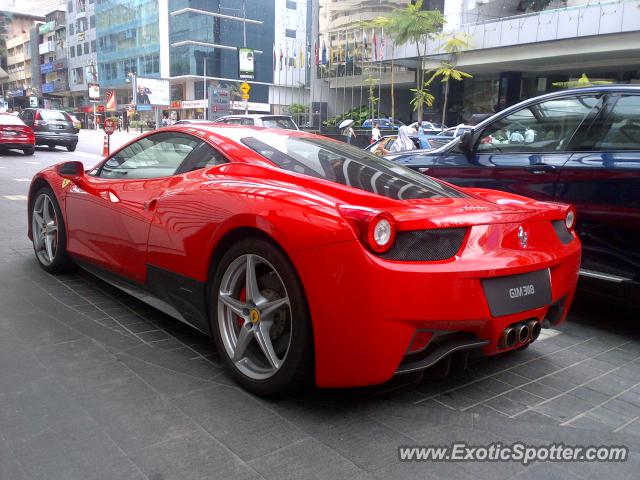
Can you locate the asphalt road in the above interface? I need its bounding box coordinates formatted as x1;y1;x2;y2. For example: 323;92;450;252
0;138;638;480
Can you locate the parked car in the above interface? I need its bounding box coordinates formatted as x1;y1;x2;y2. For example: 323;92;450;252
68;113;81;132
365;134;439;154
387;86;640;295
28;125;580;395
408;121;446;135
361;118;403;130
0;113;35;155
18;108;78;151
214;114;299;130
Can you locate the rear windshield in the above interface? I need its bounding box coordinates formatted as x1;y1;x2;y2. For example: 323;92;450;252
261;117;298;130
39;110;69;121
241;134;465;200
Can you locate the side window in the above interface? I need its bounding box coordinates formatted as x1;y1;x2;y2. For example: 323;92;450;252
591;95;640;151
225;118;243;125
99;133;201;179
477;95;601;154
240;118;254;126
180;143;229;172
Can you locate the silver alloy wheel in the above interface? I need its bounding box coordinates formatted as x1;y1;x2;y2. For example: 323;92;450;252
32;193;59;266
218;253;292;380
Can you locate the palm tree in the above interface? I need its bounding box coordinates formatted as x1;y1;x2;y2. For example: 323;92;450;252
426;34;473;126
363;0;444;122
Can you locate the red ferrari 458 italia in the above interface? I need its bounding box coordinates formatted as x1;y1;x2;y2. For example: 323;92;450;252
28;125;581;395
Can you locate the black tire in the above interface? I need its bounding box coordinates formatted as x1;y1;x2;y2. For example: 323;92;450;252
23;147;35;156
48;144;55;151
67;143;77;152
210;238;314;396
31;186;75;273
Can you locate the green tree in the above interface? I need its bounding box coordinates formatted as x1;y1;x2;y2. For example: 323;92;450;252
364;0;444;122
426;34;473;126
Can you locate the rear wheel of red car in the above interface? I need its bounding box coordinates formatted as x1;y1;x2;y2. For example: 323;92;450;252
23;147;34;156
211;238;313;396
31;187;74;273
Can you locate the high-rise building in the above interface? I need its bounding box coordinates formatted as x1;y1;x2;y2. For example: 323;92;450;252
38;8;69;109
66;0;98;116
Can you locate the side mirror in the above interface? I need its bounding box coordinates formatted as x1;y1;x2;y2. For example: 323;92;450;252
458;130;473;155
56;161;84;179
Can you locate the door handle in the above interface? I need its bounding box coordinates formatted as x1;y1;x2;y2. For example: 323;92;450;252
530;164;557;174
144;198;158;210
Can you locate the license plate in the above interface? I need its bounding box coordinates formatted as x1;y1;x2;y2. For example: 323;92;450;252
481;269;551;317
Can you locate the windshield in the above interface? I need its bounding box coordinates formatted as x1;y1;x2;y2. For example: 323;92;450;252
241;134;465;200
261;117;298;130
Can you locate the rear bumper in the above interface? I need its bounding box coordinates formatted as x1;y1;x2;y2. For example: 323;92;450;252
291;222;581;388
35;132;78;145
0;140;34;149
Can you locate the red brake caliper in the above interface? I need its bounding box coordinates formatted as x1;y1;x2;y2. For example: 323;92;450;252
237;288;246;328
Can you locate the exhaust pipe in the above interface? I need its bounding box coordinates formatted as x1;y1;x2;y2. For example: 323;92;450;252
528;320;541;342
517;324;530;344
501;327;517;348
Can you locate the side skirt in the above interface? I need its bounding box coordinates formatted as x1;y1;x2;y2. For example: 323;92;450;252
74;259;211;336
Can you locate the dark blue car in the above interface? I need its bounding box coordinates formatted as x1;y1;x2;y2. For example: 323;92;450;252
386;86;640;298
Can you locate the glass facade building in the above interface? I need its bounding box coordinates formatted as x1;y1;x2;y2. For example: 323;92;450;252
96;0;161;92
168;0;275;103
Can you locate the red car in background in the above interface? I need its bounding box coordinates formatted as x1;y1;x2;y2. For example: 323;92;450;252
27;125;581;395
0;113;35;155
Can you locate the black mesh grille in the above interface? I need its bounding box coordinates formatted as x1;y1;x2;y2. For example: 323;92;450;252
380;228;468;261
551;220;573;244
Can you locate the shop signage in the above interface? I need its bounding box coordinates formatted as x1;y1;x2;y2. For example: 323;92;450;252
42;83;55;94
8;89;25;97
230;101;270;113
39;22;54;34
181;99;207;109
170;100;181;109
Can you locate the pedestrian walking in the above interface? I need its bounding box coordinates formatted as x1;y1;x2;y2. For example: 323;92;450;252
344;124;356;145
371;121;381;144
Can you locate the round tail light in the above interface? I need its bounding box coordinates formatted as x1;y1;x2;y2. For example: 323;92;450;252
367;212;396;253
565;209;576;231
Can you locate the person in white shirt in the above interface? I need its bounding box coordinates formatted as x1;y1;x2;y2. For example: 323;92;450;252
524;127;535;143
371;121;381;144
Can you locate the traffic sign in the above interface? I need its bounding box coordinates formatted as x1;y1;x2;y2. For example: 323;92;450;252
241;93;250;101
240;82;251;95
104;118;117;135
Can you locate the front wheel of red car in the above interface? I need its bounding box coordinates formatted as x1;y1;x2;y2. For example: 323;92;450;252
31;187;75;273
211;238;314;396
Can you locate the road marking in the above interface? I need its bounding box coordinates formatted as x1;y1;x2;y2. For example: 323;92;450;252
14;178;31;182
69;151;102;160
24;161;40;165
2;195;28;201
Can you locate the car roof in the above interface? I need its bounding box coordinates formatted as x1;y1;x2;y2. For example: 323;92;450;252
474;85;640;130
217;114;293;119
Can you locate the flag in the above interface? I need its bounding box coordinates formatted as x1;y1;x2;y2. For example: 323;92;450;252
299;44;304;68
363;31;368;61
314;41;319;66
105;89;116;110
372;31;378;62
380;28;385;61
321;42;327;65
273;43;276;71
279;46;283;70
345;31;349;62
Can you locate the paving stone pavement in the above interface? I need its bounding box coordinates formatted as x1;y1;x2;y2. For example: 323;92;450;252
0;149;639;479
